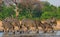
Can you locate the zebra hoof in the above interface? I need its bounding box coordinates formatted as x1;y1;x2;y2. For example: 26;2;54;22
52;31;54;33
36;31;39;33
44;31;47;33
13;32;15;34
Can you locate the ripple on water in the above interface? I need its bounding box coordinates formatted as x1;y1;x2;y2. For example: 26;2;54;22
1;31;60;37
0;32;4;37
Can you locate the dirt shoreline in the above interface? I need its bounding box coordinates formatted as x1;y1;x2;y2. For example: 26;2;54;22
0;20;60;31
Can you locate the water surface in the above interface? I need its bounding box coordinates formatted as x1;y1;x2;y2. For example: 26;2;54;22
0;31;60;37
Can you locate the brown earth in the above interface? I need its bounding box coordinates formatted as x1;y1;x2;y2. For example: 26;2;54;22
0;20;4;31
54;20;60;30
0;20;60;31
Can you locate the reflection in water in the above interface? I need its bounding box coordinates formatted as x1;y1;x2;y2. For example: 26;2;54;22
56;31;60;35
0;31;60;37
0;32;3;37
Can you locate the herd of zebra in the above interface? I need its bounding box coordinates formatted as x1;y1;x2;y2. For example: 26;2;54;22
2;17;57;34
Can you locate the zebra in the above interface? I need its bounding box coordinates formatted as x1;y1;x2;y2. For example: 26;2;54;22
2;17;21;34
21;19;37;33
2;17;14;33
44;17;57;33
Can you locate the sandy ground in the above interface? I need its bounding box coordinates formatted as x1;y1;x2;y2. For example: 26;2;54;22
55;20;60;30
0;20;60;31
0;20;4;31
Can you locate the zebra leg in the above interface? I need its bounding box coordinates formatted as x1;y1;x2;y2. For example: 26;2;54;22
51;27;54;33
49;26;54;33
27;27;30;33
4;29;6;33
35;25;39;33
5;28;8;32
43;27;47;33
36;30;39;33
13;31;15;34
36;27;39;33
43;29;47;33
12;27;15;34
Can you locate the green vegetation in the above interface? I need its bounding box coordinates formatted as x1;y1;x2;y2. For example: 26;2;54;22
0;1;60;20
0;4;16;20
40;2;60;20
17;3;43;20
